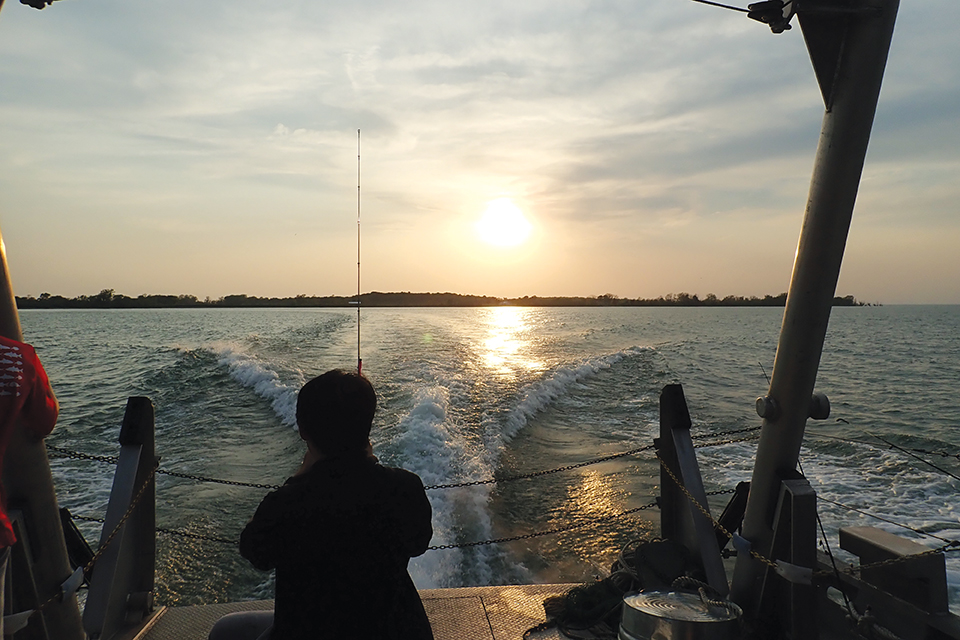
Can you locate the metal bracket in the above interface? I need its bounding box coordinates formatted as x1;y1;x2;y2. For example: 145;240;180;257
82;397;157;640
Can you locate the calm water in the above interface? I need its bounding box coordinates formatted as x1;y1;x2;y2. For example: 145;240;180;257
19;306;960;609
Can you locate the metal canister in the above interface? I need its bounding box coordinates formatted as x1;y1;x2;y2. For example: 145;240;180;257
619;591;742;640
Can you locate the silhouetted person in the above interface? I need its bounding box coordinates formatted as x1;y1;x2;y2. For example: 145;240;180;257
209;370;434;640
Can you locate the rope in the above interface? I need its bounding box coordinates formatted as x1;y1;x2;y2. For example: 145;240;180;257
799;460;856;619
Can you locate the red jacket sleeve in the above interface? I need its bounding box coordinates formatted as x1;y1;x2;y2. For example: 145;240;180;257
23;345;58;438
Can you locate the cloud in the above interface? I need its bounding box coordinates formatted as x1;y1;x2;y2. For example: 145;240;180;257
1;0;958;301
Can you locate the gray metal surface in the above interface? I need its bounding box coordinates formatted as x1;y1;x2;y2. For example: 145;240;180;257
733;0;901;613
132;584;574;640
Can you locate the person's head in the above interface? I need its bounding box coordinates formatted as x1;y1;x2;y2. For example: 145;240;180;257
296;369;376;455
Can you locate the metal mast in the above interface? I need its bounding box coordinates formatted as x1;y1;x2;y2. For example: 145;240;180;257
730;0;900;612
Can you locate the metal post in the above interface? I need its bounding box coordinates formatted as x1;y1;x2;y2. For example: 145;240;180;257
731;0;900;611
1;226;84;638
658;385;728;595
83;397;157;640
758;476;818;639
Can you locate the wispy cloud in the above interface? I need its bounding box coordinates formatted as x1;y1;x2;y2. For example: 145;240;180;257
1;0;957;302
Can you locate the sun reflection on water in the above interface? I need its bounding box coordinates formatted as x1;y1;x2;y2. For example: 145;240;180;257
479;306;544;377
571;469;620;520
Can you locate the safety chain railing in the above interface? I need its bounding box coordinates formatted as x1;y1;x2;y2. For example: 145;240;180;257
48;426;955;563
655;451;781;573
68;488;736;551
71;514;240;547
424;444;659;490
46;444;282;490
47;425;762;494
4;466;157;635
427;500;662;550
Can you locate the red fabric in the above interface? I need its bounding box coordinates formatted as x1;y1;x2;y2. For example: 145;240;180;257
0;336;58;547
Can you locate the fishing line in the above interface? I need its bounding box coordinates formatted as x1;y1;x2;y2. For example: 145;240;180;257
356;129;362;375
758;361;770;385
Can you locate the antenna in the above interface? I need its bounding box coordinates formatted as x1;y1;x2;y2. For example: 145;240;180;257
356;129;362;375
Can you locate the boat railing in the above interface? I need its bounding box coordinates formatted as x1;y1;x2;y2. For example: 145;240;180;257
8;388;956;640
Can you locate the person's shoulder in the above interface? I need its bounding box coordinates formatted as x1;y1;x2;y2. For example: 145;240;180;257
0;336;29;357
376;464;426;488
0;338;41;371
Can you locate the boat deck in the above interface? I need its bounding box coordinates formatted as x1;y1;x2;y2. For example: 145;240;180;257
128;584;573;640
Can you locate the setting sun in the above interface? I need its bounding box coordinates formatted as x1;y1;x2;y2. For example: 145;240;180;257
475;198;532;247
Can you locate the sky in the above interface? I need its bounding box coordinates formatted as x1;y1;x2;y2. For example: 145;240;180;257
0;0;957;303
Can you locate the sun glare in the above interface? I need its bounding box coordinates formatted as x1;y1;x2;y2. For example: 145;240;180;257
476;198;532;247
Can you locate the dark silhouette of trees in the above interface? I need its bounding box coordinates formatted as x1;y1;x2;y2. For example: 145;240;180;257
15;290;867;309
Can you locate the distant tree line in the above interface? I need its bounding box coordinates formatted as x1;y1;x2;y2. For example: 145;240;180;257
15;289;868;309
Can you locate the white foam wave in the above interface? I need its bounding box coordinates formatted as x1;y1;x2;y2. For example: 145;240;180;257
399;347;652;588
698;437;960;610
210;344;302;428
386;387;498;588
499;347;648;443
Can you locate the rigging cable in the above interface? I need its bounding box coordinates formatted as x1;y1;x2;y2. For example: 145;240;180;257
689;0;749;13
799;460;857;620
867;431;960;482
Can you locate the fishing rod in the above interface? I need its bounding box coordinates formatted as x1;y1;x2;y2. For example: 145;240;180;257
356;128;362;375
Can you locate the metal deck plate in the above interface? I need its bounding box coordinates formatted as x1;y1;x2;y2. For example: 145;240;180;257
132;584;573;640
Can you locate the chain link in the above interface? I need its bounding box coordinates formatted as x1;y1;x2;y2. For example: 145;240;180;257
656;450;960;582
46;444;119;465
47;444;284;490
46;423;761;495
910;447;960;461
427;500;660;550
690;425;762;440
73;513;240;546
655;451;780;571
814;541;960;578
693;434;761;449
14;464;157;634
424;444;657;490
153;469;281;490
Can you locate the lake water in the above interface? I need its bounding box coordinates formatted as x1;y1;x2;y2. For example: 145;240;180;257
19;305;960;609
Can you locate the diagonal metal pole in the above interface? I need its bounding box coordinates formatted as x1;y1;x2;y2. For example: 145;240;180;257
730;0;900;613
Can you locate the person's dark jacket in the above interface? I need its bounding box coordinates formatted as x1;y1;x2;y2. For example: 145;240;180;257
240;452;434;640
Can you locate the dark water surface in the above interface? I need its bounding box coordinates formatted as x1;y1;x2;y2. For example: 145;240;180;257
20;306;960;609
